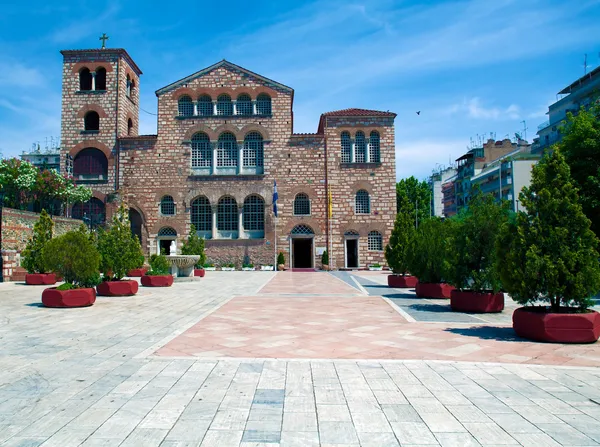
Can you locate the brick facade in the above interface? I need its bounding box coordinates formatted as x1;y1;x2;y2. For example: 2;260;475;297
60;49;397;269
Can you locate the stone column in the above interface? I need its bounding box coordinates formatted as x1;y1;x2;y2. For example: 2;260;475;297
212;142;218;175
238;142;244;175
238;204;244;239
211;205;218;239
351;141;356;163
91;71;96;91
252;100;257;115
193;101;198;116
366;141;370;163
212;100;218;115
232;100;237;116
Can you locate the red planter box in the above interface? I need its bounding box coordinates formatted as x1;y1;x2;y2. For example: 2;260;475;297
25;273;57;285
42;287;96;308
97;280;139;296
194;269;205;277
451;290;504;313
415;282;455;299
513;307;600;343
127;268;148;277
388;275;418;288
141;275;174;287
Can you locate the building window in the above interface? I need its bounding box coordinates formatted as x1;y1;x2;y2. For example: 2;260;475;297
291;224;314;235
84;111;99;131
369;131;380;162
341;131;351;163
95;67;107;90
237;94;252;116
217;94;233;116
127;118;133;135
217;196;238;231
355;190;370;214
368;231;383;251
198;94;212;116
243;132;263;167
256;93;272;115
160;195;175;216
293;193;311;216
126;75;132;97
355;131;366;163
243;195;265;234
79;68;93;91
73;148;108;180
191;196;211;232
191;132;212;168
72;198;105;227
158;227;177;237
178;95;194;117
217;132;238;167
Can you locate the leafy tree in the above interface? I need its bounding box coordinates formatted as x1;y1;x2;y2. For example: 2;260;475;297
42;231;100;287
385;198;414;275
97;203;144;280
449;189;509;292
147;254;170;276
21;209;54;274
496;150;600;311
406;217;454;283
559;103;600;237
181;224;206;268
396;176;430;223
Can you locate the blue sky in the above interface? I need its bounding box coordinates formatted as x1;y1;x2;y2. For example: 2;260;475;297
0;0;599;180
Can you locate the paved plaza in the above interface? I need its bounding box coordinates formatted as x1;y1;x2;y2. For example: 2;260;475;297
2;272;600;446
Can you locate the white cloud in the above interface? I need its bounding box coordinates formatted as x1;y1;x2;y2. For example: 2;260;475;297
465;97;521;120
395;139;466;180
0;63;43;87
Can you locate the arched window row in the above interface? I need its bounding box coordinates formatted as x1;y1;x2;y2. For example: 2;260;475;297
79;67;107;92
178;93;272;118
190;195;265;240
191;131;265;175
340;130;381;163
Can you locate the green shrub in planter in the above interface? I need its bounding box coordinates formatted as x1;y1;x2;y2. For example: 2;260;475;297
496;150;600;311
181;224;206;268
146;254;170;276
406;217;454;284
97;204;144;280
385;202;414;275
321;250;329;266
21;209;54;274
277;252;285;265
42;231;100;288
449;189;509;292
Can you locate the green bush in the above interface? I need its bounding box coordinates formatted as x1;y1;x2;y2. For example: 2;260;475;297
385;200;414;275
97;204;144;280
449;189;509;293
277;252;285;265
181;224;206;268
496;150;600;311
406;217;454;284
321;250;329;266
146;254;170;276
21;209;54;274
42;231;100;287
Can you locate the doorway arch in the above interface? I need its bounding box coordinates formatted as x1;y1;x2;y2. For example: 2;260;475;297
157;227;177;255
290;224;314;268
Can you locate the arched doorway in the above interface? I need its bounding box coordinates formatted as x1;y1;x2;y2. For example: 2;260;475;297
290;224;314;268
129;208;143;244
157;227;177;255
344;230;360;268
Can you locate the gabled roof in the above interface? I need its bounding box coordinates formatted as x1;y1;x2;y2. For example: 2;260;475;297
317;108;396;133
155;60;294;96
60;48;142;75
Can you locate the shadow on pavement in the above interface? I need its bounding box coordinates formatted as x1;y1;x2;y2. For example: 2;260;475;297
409;303;452;313
25;302;44;307
444;326;526;342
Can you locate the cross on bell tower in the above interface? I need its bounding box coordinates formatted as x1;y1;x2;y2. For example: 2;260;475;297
99;33;109;49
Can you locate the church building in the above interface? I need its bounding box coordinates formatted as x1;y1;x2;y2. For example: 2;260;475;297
60;46;397;269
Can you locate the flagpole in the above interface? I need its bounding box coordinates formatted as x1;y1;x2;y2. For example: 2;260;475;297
274;216;277;270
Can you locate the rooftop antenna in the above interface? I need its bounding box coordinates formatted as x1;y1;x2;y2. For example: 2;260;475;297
584;54;588;75
45;137;48;151
520;120;528;141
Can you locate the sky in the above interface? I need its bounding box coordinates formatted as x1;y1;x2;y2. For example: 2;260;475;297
0;0;599;181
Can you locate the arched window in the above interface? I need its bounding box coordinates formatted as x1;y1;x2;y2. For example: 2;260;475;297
84;111;99;131
160;195;175;216
368;231;383;251
355;190;370;214
191;132;212;168
79;68;93;91
217;94;233;116
217;196;238;231
243;132;263;168
341;131;351;163
73;148;108;180
178;95;193;117
158;227;177;237
191;196;212;232
243;195;265;237
293;193;310;216
198;94;212;116
355;131;366;163
95;67;106;90
256;93;272;115
127;118;133;135
369;131;380;163
236;94;252;116
126;75;132;97
217;132;238;167
72;198;105;226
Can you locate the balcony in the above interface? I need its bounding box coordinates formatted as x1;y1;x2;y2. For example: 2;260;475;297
537;120;550;132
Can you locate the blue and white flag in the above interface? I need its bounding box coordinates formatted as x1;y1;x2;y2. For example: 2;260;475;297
273;180;279;217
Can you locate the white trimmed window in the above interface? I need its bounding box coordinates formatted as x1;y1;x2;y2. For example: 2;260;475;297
217;196;238;231
341;131;351;163
368;231;383;251
237;94;252;116
256;93;272;115
178;95;194;117
217;132;238;167
160;195;176;215
369;131;380;162
191;132;212;168
216;94;233;116
355;131;366;163
198;95;212;116
293;193;311;216
355;190;370;214
191;196;211;232
243;195;265;235
243;132;264;167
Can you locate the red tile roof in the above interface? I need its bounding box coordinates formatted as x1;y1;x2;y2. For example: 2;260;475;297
320;108;396;117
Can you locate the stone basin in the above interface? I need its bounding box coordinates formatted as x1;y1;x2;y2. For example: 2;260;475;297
166;255;200;277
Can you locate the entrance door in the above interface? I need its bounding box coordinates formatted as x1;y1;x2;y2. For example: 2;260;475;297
159;239;173;255
292;238;313;268
346;239;359;268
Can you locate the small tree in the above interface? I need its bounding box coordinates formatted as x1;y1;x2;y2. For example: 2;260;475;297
42;231;100;287
181;224;206;268
277;252;285;265
147;254;170;276
406;217;454;284
496;150;600;311
321;250;329;266
97;204;144;280
21;209;54;274
385;199;414;275
449;189;509;292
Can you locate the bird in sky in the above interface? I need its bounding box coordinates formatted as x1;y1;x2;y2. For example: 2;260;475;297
416;111;421;115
